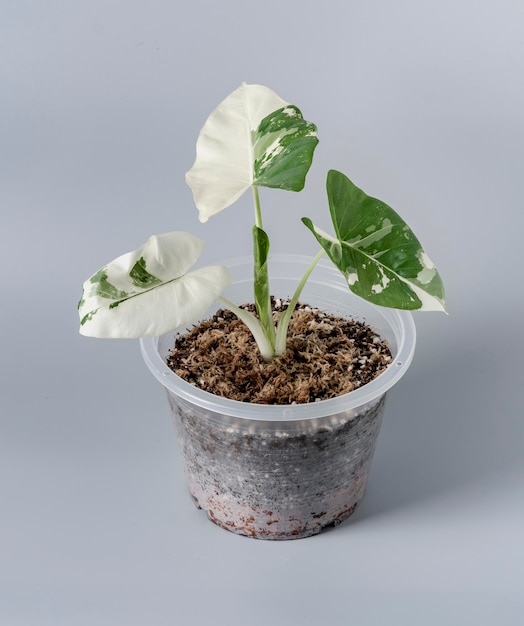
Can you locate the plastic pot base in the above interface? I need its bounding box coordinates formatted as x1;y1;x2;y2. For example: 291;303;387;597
169;390;386;540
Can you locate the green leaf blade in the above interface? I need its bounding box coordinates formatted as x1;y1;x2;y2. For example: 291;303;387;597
303;171;446;312
252;105;318;191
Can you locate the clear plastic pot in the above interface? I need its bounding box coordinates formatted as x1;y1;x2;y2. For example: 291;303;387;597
140;255;416;540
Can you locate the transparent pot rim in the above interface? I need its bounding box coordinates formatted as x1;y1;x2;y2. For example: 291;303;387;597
140;254;417;421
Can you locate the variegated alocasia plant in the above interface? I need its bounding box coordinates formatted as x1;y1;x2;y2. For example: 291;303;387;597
79;83;446;361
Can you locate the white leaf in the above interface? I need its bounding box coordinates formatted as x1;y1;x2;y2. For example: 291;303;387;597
185;83;288;222
78;231;231;338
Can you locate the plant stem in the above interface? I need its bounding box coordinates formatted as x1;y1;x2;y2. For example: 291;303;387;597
274;249;325;355
251;184;276;352
217;296;275;362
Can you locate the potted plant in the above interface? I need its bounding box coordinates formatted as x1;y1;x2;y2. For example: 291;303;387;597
78;83;446;539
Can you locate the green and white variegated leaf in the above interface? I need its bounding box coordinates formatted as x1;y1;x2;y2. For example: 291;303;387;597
78;231;231;338
303;170;446;312
186;83;319;222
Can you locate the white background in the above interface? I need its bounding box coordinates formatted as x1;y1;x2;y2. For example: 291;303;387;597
2;1;523;624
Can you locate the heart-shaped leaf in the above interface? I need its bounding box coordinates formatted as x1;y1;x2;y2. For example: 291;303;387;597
186;83;318;222
303;170;446;311
78;231;231;338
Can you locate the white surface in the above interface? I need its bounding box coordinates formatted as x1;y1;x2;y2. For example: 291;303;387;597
2;1;523;624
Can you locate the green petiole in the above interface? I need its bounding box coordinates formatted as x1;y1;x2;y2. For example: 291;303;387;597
274;249;325;355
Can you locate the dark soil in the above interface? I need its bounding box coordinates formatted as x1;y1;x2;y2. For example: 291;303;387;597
167;300;392;405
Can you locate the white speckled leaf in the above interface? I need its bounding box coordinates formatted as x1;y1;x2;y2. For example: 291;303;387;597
78;231;231;338
186;83;318;222
303;170;446;312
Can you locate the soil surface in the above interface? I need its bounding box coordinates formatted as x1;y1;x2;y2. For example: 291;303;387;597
167;300;392;405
